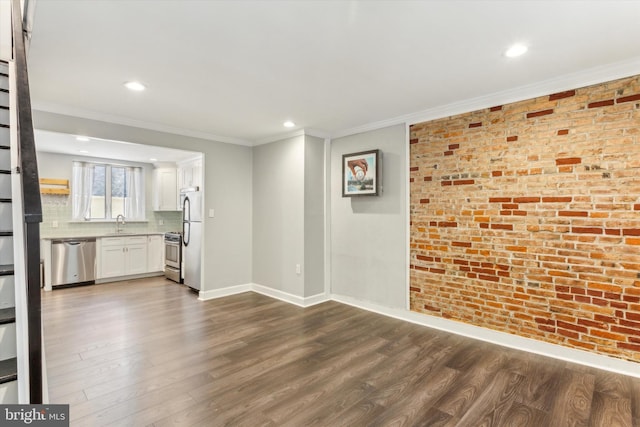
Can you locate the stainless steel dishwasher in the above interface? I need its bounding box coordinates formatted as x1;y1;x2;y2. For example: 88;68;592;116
51;238;97;287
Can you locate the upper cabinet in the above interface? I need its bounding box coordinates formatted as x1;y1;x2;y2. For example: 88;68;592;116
152;166;179;211
177;158;203;190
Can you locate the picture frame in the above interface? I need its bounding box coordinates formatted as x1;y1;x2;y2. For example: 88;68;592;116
342;149;380;197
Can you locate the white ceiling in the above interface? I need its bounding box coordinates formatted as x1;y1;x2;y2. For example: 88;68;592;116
27;0;640;145
34;129;200;164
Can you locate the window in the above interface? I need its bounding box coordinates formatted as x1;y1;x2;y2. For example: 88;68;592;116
72;161;145;221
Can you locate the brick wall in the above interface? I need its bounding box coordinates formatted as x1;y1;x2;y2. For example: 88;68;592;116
409;75;640;362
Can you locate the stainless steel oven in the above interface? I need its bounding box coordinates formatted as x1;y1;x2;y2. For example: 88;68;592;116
164;232;182;283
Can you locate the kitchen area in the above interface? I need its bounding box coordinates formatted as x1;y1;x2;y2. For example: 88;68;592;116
35;130;204;293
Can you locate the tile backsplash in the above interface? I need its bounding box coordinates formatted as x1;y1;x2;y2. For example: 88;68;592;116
40;194;182;238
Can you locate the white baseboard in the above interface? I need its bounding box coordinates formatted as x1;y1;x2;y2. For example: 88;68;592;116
197;283;330;307
252;283;329;307
330;293;640;379
198;284;252;301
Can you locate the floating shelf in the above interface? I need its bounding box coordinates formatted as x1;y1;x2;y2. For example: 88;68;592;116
40;178;70;195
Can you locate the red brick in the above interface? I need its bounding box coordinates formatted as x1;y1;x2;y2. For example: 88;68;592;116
549;90;576;101
492;171;503;177
527;109;554;118
420;198;430;204
557;320;588;333
622;229;640;236
444;151;454;156
542;196;572;203
559;211;588;217
469;122;482;128
555;157;581;165
424;176;432;182
489;197;512;203
438;221;457;228
616;93;640;104
449;144;460;150
410;166;419;172
453;179;475;186
451;242;472;248
491;223;513;230
572;227;603;235
490;105;503;112
618;342;640;352
506;136;518;142
557;129;569;136
514;197;540;203
416;255;433;262
410;138;419;144
588;99;614;108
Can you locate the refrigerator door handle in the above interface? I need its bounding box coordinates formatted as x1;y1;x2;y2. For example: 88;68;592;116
183;195;190;246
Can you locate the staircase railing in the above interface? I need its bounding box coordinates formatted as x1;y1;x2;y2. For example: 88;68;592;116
9;0;43;403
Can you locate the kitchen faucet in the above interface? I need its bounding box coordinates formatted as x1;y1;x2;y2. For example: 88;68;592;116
116;214;126;233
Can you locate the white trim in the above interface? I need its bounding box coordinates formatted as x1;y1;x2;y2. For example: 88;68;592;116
8;60;30;403
197;282;330;306
332;56;640;139
323;137;331;297
253;128;332;147
31;102;252;146
197;283;252;301
303;128;332;140
404;123;411;311
252;129;306;146
252;283;329;307
330;293;640;379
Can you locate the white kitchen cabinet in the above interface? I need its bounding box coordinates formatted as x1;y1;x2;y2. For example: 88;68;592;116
147;235;164;272
177;158;203;190
99;236;148;279
153;167;179;211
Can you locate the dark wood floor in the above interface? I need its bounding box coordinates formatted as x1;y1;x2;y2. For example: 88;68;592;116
42;277;640;426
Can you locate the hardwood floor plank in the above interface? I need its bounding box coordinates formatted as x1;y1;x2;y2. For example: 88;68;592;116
588;391;632;427
41;277;640;426
548;369;596;427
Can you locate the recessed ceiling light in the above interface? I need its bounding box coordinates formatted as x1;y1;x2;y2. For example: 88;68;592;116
124;81;146;91
79;150;89;154
76;136;90;142
283;121;295;128
149;158;158;162
505;44;528;58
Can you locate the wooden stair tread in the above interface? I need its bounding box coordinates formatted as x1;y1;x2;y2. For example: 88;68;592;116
0;307;15;325
0;264;15;276
0;357;17;384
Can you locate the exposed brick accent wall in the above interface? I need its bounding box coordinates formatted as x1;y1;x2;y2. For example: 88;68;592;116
409;75;640;362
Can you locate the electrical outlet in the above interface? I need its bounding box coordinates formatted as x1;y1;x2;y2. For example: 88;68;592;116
159;219;164;225
296;264;301;275
52;221;58;228
209;208;215;218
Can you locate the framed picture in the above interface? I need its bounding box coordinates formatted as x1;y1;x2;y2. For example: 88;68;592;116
342;149;380;197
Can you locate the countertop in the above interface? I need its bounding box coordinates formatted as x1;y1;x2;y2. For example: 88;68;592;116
41;232;166;240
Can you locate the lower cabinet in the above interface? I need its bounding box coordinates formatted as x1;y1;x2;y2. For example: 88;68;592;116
147;235;164;272
99;236;149;279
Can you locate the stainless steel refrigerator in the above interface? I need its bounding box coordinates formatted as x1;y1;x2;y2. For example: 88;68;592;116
181;188;202;290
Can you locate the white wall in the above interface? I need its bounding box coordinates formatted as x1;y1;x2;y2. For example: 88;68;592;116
33;110;253;291
252;136;305;296
330;124;407;309
303;135;325;297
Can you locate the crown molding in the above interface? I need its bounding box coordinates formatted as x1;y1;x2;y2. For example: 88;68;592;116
252;127;331;146
332;56;640;139
32;101;253;146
